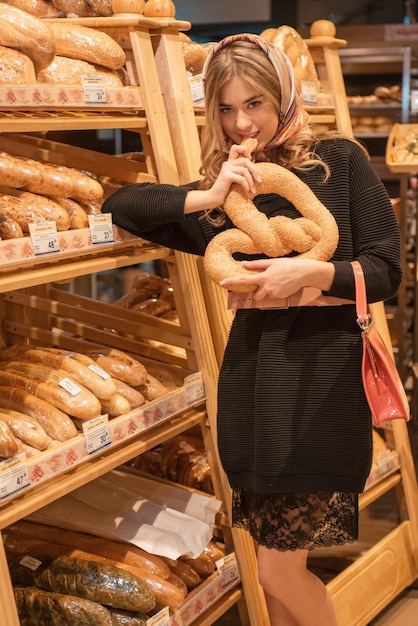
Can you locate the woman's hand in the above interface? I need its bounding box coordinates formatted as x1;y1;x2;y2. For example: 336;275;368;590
219;257;335;301
184;143;261;214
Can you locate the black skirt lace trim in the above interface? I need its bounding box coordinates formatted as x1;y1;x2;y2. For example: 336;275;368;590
232;488;358;551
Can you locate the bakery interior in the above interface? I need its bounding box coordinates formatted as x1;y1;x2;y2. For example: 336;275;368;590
1;0;418;624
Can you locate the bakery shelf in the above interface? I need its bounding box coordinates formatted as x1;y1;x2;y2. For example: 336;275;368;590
0;405;207;529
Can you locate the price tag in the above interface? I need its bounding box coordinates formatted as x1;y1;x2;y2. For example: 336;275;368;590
189;73;204;105
88;213;115;244
59;377;83;396
29;221;60;255
88;363;111;379
184;371;205;405
82;415;112;455
301;80;318;106
81;73;107;105
146;606;170;626
0;453;30;500
216;552;241;590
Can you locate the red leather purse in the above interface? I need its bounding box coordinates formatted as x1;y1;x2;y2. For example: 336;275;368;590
351;261;410;427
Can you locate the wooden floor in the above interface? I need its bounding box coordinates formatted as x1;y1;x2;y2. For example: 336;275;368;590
214;420;418;625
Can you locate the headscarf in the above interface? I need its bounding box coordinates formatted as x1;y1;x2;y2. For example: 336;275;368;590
201;33;310;155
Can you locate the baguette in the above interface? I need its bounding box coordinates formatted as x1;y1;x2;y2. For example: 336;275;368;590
112;378;145;409
0;191;70;232
170;559;201;590
48;22;126;70
10;520;171;580
6;536;184;611
0;386;77;441
50;197;89;229
14;586;114;626
56;166;104;203
0;409;49;451
85;349;148;386
0;365;101;421
0;214;24;239
9;553;156;612
181;550;215;578
1;345;117;400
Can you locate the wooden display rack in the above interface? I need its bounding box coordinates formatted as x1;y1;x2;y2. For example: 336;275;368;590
152;16;418;626
0;8;251;626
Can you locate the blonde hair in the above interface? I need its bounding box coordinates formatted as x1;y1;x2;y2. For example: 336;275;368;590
199;40;366;225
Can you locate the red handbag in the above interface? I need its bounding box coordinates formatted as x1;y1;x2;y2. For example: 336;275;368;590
351;261;410;427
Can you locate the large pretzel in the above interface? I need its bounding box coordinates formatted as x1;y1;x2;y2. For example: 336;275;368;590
203;139;339;293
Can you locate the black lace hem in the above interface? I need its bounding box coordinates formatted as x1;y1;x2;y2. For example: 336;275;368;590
232;488;358;551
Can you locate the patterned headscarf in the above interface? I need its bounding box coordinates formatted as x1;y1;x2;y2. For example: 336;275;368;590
201;33;310;155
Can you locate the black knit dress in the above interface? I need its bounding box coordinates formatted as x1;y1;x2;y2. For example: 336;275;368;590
103;138;402;550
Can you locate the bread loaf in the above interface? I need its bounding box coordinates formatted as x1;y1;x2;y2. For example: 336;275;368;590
0;385;77;441
0;363;102;421
85;349;148;386
0;345;116;401
0;214;24;239
0;419;20;458
14;586;114;626
51;0;99;16
37;55;124;87
51;197;89;229
48;22;126;70
0;409;49;450
0;3;56;71
8;0;64;18
0;191;70;232
0;44;36;84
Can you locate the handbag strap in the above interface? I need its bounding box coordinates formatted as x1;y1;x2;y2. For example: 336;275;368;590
351;260;369;327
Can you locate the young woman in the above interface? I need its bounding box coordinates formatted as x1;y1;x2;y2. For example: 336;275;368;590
102;33;402;626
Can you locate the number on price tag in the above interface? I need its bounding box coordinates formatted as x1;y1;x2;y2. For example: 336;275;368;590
82;415;112;455
88;213;114;244
29;221;60;256
0;453;30;500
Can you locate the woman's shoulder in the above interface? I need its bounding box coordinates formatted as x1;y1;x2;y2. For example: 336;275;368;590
316;135;369;164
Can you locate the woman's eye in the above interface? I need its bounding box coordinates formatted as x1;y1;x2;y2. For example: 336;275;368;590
220;107;233;114
248;100;261;109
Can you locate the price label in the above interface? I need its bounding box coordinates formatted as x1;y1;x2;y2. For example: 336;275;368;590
88;363;110;379
301;80;318;106
146;606;170;626
88;213;114;244
216;552;241;590
82;415;112;455
0;453;30;500
189;73;204;105
184;371;205;405
81;74;107;105
29;221;60;255
59;377;83;396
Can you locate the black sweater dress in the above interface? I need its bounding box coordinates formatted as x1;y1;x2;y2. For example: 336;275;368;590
103;138;402;503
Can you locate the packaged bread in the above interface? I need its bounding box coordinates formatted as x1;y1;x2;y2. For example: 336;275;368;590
0;44;36;84
0;3;56;71
48;21;126;70
37;55;124;87
0;191;71;232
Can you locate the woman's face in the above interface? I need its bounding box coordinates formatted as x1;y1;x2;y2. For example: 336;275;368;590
219;75;279;151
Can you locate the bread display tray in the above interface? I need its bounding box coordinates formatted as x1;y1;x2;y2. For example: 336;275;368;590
386;123;418;173
0;225;142;273
168;565;241;625
0;374;205;507
0;85;143;111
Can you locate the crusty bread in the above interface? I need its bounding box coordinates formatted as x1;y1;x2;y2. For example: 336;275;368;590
0;3;56;71
37;56;124;87
48;22;126;70
0;45;36;84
